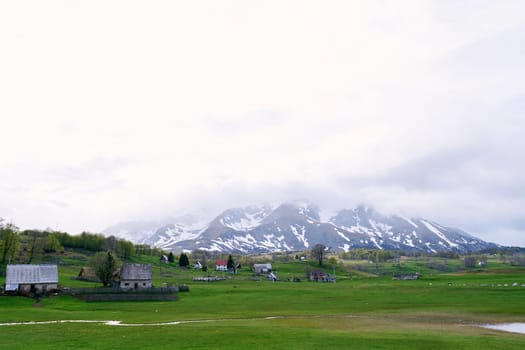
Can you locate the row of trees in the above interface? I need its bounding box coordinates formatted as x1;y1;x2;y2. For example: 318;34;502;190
0;219;165;266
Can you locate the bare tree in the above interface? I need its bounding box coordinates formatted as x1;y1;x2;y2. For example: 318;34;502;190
310;244;327;266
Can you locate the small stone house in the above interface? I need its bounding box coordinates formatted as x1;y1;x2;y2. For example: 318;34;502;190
120;263;152;289
5;264;58;294
253;263;272;274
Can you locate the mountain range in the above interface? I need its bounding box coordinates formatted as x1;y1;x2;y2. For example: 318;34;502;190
103;201;497;254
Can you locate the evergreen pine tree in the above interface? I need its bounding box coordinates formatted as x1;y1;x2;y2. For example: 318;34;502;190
227;254;234;270
179;253;189;267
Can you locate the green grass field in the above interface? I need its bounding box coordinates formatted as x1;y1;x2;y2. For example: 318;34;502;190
1;255;525;349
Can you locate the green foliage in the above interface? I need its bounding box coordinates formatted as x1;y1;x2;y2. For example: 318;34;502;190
227;254;234;269
44;233;64;253
117;240;134;259
179;253;189;267
168;252;175;263
134;244;165;257
0;220;19;264
21;229;46;263
89;251;120;287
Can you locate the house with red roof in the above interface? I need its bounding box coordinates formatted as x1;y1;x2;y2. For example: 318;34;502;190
215;260;228;271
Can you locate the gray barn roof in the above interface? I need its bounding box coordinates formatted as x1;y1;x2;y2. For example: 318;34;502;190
6;264;58;284
120;263;152;281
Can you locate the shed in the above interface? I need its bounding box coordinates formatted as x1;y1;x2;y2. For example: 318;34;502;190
5;264;58;294
120;263;152;289
310;270;326;282
253;263;272;274
77;267;98;282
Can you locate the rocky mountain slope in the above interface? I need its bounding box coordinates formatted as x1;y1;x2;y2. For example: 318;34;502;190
104;202;496;254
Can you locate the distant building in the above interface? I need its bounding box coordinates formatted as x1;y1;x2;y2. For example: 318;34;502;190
215;260;228;271
120;263;152;289
392;273;420;280
253;263;272;274
77;267;98;282
310;270;326;282
5;264;58;294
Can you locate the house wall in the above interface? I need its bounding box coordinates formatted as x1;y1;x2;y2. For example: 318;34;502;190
120;280;152;289
18;283;58;293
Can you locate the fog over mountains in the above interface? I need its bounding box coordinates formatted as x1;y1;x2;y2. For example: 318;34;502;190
104;202;497;254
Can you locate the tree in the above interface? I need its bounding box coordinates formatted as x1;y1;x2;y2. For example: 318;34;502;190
44;232;63;253
24;230;45;264
103;235;119;253
89;251;119;287
464;255;477;268
168;252;175;263
0;221;20;264
227;254;234;270
179;253;189;267
117;240;135;259
310;243;327;266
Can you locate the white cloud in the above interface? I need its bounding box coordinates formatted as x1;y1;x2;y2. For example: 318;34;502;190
1;1;524;246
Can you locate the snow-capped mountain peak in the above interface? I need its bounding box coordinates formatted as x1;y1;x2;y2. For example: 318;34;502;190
103;202;497;254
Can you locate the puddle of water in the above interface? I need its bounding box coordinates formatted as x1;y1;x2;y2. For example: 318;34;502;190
482;323;525;334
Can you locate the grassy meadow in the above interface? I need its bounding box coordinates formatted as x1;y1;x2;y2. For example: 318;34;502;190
1;253;525;349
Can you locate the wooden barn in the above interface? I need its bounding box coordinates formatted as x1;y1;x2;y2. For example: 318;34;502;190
5;264;58;294
120;263;152;289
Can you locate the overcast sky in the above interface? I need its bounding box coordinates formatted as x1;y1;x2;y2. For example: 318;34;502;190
1;1;524;246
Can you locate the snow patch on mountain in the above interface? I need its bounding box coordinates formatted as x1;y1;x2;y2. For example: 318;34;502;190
401;216;419;228
420;220;458;248
290;225;309;248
